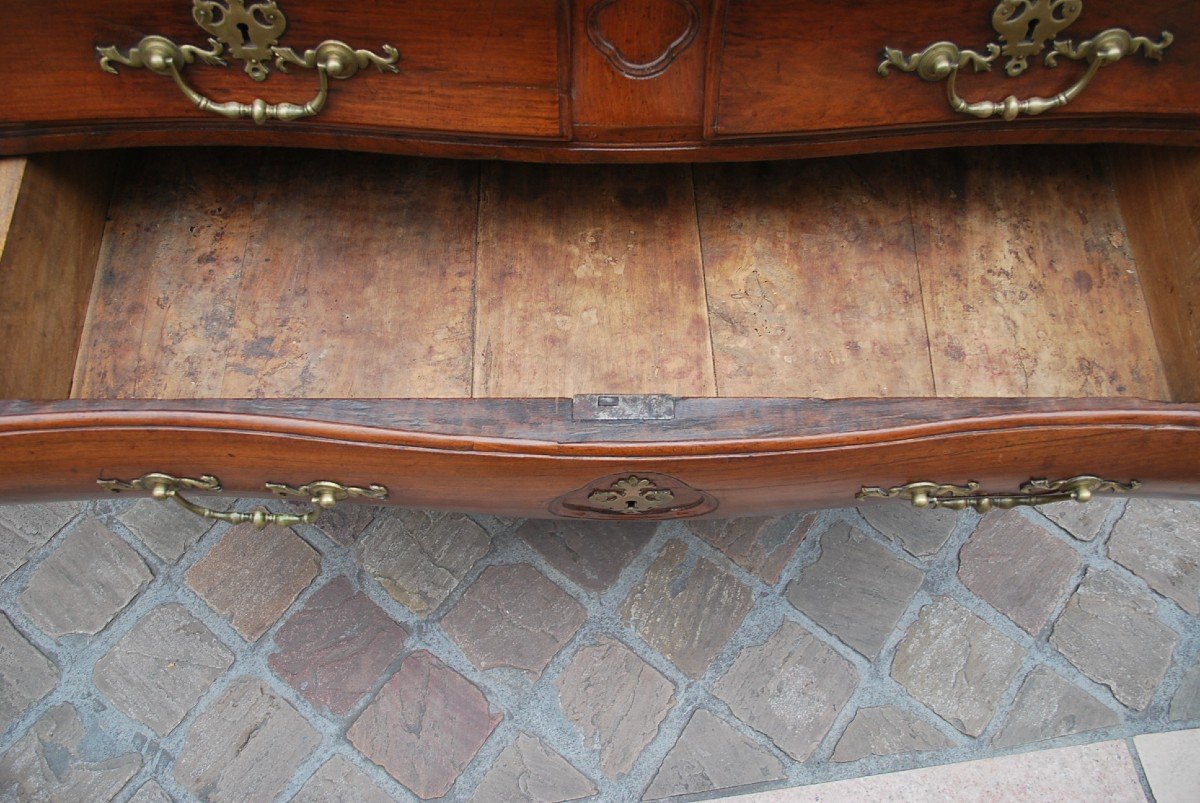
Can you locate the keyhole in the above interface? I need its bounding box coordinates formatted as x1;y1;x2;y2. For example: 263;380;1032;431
237;22;252;47
626;500;639;509
1022;17;1040;44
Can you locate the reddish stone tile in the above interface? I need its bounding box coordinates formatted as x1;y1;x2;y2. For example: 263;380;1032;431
470;733;597;802
620;540;753;678
688;515;811;583
268;577;408;716
185;524;320;641
556;635;675;780
516;519;655;593
349;650;501;799
442;564;585;678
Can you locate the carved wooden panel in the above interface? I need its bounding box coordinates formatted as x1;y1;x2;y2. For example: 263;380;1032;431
586;0;700;78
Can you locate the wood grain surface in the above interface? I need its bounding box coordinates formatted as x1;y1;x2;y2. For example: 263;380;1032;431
910;147;1170;399
473;162;717;397
1113;146;1200;402
0;153;116;398
695;156;935;397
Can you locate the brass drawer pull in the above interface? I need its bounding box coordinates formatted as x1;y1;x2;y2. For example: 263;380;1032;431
98;473;387;529
879;1;1172;121
857;475;1139;513
97;1;398;125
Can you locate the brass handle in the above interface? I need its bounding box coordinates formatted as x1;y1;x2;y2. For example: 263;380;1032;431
98;473;388;529
857;475;1139;513
879;1;1173;122
97;0;398;125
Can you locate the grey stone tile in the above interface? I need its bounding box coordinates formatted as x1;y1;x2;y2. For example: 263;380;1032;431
1051;569;1178;711
620;540;754;678
128;780;174;802
313;504;377;547
117;497;226;564
688;515;812;584
0;502;80;581
1109;500;1200;615
992;666;1121;748
185;523;320;641
644;708;785;800
714;620;858;761
958;510;1082;635
858;503;960;558
92;603;233;737
268;576;408;717
1040;499;1119;542
516;519;655;593
18;516;152;640
470;733;597;803
891;597;1025;736
442;564;585;679
786;522;924;658
0;703;141;802
293;755;393;803
556;635;675;780
1170;661;1200;722
174;676;320;802
0;613;57;730
831;705;953;763
348;650;501;799
358;510;490;615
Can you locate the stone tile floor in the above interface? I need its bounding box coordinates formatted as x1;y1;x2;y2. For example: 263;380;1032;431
0;495;1197;801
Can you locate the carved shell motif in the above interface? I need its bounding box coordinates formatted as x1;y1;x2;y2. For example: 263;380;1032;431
586;0;701;79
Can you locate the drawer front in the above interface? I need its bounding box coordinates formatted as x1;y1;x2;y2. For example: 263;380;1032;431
1;399;1199;519
0;0;566;140
710;0;1199;137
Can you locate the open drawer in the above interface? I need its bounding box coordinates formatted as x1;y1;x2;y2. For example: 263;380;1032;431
0;145;1197;522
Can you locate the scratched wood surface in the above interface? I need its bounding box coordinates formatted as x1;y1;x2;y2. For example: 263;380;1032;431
473;162;717;397
695;157;936;397
65;147;1185;401
909;148;1170;400
74;150;477;398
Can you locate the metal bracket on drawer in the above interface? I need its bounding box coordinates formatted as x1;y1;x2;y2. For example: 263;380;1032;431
857;475;1140;513
878;0;1173;121
572;394;676;421
98;473;387;529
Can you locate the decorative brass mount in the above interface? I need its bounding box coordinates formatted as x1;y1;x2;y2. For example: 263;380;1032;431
97;0;398;124
587;475;676;514
857;475;1140;513
879;0;1173;121
98;473;387;529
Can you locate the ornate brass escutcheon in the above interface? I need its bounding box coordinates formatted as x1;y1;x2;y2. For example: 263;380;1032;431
97;0;399;124
98;473;387;529
857;475;1140;513
551;472;718;519
878;0;1173;121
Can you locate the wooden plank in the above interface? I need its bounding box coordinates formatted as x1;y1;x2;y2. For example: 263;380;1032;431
910;147;1170;399
75;151;478;399
695;156;935;397
473;162;716;397
219;153;477;398
1112;146;1200;402
0;153;116;398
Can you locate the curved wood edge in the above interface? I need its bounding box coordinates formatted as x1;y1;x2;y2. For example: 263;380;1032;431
1;398;1198;516
0;118;1196;163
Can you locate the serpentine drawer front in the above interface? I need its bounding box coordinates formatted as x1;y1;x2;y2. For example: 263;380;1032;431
0;2;1198;522
0;1;1195;159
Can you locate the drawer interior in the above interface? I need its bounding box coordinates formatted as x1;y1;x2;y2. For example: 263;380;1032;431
1;145;1197;402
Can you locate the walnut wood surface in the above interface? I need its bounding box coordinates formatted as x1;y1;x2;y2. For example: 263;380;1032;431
0;154;116;398
1113;147;1200;401
910;148;1170;399
0;1;1195;161
0;398;1196;516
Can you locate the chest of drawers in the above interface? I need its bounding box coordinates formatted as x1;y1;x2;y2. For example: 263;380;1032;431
0;0;1196;524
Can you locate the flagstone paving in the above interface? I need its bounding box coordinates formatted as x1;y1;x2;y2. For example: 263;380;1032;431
0;497;1196;801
